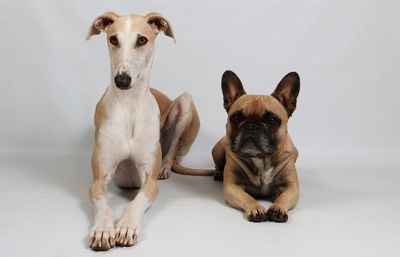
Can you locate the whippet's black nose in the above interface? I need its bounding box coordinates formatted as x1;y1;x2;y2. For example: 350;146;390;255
114;73;132;89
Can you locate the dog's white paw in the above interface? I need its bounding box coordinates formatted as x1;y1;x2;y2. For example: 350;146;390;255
158;160;172;179
115;218;141;247
89;223;115;251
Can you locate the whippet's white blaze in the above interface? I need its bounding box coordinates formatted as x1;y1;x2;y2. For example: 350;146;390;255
86;12;209;251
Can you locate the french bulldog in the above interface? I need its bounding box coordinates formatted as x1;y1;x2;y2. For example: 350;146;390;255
212;70;300;222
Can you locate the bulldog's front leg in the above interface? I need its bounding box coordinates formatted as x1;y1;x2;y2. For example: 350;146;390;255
115;145;161;247
223;161;268;222
267;163;299;222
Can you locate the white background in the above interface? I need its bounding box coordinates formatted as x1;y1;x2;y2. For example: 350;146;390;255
1;1;399;257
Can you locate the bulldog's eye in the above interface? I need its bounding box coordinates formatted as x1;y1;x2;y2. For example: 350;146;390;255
137;36;148;46
230;111;244;125
109;35;119;46
263;114;281;128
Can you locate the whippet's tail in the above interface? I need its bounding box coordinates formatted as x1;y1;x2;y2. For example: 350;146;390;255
172;161;215;176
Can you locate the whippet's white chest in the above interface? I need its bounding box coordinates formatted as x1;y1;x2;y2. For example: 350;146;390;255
97;87;160;184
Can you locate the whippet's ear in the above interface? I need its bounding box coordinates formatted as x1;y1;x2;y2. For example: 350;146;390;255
145;12;175;42
86;11;119;40
272;72;300;117
221;70;246;113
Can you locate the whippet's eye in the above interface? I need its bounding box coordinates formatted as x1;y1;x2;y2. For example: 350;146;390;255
109;35;118;46
137;36;148;46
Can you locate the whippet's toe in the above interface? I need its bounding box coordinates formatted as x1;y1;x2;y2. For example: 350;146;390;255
158;165;172;180
89;229;115;251
115;224;140;247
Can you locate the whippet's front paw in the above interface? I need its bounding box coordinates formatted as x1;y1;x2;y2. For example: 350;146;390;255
89;224;115;251
115;218;141;247
246;204;268;222
158;160;172;179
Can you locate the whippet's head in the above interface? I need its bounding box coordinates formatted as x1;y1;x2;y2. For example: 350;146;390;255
87;12;175;90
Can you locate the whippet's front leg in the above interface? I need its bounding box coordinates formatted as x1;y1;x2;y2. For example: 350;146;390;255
158;92;199;179
89;146;117;251
115;147;161;247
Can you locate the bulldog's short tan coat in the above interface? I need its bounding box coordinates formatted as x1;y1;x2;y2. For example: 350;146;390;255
212;70;300;222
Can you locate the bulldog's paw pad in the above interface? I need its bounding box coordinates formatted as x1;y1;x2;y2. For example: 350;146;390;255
115;222;140;247
246;206;268;222
89;227;115;251
267;206;288;223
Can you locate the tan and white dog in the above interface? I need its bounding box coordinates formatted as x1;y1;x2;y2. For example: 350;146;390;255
86;12;210;251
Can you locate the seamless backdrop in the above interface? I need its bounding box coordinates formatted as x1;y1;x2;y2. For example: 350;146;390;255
0;1;399;257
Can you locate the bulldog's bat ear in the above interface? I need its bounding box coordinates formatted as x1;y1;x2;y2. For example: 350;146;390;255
145;12;176;42
221;70;246;112
272;72;300;117
86;11;119;40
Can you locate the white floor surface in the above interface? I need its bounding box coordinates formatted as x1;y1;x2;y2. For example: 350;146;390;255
0;150;399;257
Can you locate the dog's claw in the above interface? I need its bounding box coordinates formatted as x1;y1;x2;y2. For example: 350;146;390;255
115;218;140;247
115;227;139;247
158;161;172;179
158;168;171;179
267;206;288;222
246;205;268;222
89;229;115;251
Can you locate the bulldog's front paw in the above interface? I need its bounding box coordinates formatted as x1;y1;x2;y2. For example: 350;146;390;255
115;218;141;247
245;204;268;222
267;205;288;222
89;224;115;251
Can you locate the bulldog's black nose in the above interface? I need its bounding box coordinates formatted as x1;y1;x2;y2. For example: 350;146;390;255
245;122;260;133
114;73;131;90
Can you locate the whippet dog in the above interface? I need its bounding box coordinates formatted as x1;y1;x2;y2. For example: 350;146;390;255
86;11;210;251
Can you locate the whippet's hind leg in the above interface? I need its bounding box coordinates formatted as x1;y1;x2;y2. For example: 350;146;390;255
158;92;200;179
